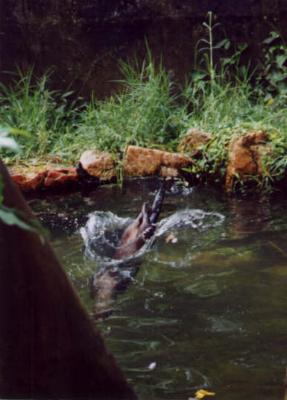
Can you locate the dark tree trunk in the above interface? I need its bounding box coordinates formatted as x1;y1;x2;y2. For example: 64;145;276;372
0;159;137;399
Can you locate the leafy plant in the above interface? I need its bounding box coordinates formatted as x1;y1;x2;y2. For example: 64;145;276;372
195;11;223;84
193;11;246;87
258;31;287;100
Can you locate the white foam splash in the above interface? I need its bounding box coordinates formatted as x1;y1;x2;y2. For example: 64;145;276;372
156;209;225;237
80;211;131;264
80;209;225;264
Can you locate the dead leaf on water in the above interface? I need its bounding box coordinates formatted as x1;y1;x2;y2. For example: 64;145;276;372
194;389;216;399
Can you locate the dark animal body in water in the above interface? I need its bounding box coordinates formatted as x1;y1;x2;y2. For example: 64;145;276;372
92;181;165;317
114;181;165;259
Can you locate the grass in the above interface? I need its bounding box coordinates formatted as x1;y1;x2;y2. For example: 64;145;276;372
183;78;287;189
0;61;186;162
0;70;77;160
1;42;287;191
56;58;183;158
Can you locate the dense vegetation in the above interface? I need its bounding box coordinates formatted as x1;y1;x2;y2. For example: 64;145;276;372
1;15;287;190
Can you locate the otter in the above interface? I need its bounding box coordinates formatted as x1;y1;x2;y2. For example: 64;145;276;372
92;181;165;318
114;181;165;259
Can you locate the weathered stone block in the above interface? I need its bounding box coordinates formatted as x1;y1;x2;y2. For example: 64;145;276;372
44;167;78;188
9;166;47;192
79;150;116;181
225;130;271;191
123;145;192;176
9;164;79;192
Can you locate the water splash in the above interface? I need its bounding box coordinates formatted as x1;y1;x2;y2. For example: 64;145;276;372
156;209;225;237
80;211;131;264
80;209;225;265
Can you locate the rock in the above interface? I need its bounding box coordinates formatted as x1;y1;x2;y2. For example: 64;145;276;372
9;164;79;192
225;130;271;191
44;167;78;188
79;150;116;181
123;145;192;177
177;128;212;155
160;166;179;178
9;166;47;192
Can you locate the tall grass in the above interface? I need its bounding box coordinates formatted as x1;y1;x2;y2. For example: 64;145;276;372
1;45;287;189
55;57;184;158
0;69;77;160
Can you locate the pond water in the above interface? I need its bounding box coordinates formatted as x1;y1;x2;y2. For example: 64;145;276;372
29;178;287;400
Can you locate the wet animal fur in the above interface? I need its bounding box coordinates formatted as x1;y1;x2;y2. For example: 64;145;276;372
114;181;165;259
92;181;165;317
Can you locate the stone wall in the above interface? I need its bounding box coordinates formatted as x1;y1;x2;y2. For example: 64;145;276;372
1;0;287;97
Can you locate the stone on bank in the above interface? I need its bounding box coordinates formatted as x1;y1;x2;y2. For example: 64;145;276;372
79;150;117;181
9;165;79;192
123;145;193;177
225;130;271;191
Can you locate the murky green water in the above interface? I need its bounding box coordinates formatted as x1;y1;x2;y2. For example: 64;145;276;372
29;179;287;400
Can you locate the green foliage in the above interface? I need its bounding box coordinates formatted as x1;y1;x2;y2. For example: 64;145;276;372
178;17;287;190
56;55;183;157
258;31;287;100
196;11;221;84
1;19;287;191
0;183;46;235
0;204;38;233
194;11;247;87
0;69;77;159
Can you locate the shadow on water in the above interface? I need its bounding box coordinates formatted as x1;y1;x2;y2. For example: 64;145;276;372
30;178;287;400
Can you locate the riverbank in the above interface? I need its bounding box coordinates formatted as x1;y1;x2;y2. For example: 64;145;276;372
1;47;287;194
5;129;284;195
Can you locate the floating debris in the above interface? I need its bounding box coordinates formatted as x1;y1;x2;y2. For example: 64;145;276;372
147;362;157;370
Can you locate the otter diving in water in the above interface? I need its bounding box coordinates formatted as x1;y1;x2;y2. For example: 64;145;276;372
114;181;165;259
91;180;166;317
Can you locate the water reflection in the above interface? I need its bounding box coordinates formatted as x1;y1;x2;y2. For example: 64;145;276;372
227;196;271;238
